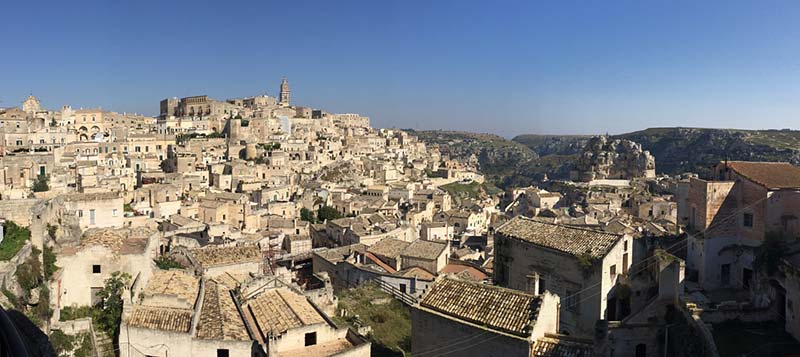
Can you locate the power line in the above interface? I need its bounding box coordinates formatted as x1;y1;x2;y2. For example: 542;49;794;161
558;194;769;303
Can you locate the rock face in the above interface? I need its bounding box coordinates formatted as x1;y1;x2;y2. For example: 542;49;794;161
570;136;655;181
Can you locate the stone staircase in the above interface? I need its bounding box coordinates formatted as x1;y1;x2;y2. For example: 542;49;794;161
92;329;115;357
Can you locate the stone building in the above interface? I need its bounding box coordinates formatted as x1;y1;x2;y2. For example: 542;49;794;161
682;161;800;290
411;277;570;357
494;216;632;337
119;271;254;357
241;285;370;356
62;192;124;229
56;227;159;308
187;245;262;278
279;77;291;107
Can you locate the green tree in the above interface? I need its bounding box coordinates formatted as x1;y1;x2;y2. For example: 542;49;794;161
44;245;58;280
47;224;57;240
32;174;50;192
300;208;316;223
317;205;343;222
94;272;131;339
16;247;42;291
154;256;182;270
49;330;75;356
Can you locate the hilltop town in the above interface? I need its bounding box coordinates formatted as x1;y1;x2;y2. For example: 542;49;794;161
0;80;798;357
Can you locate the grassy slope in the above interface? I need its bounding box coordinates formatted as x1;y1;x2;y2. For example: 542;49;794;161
334;283;411;356
0;222;30;261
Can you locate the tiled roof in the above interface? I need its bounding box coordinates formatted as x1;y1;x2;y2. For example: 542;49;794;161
195;280;250;341
314;244;367;263
245;287;326;336
441;263;488;282
496;216;622;258
63;191;121;201
725;161;800;189
531;334;593;357
191;245;261;268
398;266;436;280
367;238;411;259
142;270;199;308
419;278;540;337
126;306;193;333
80;227;154;255
365;252;398;274
401;240;447;260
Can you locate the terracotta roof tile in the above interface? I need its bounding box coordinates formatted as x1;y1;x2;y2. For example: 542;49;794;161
142;270;199;308
725;161;800;189
419;278;540;337
367;238;411;260
244;287;326;336
401;240;447;260
196;280;250;341
531;334;593;356
496;216;622;258
190;245;261;268
127;306;193;333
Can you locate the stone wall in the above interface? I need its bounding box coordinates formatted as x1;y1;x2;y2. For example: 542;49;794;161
0;199;40;226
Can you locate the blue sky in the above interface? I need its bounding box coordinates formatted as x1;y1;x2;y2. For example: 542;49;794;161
3;0;800;137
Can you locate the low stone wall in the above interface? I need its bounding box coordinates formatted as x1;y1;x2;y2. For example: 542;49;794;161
0;242;32;293
698;307;775;324
52;318;93;335
0;199;40;226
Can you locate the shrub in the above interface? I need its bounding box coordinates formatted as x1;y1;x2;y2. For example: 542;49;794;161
47;224;57;240
317;205;343;222
50;330;75;356
94;272;130;339
154;256;182;270
59;305;95;322
16;247;42;292
32;174;50;192
0;221;30;261
300;208;316;223
44;245;58;280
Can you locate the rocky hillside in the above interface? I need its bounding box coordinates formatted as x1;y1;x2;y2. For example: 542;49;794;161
572;136;656;181
613;128;800;176
410;127;800;189
511;134;590;156
405;130;538;184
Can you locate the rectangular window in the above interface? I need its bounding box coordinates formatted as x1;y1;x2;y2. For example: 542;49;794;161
112;209;118;217
538;276;547;295
622;253;629;274
92;265;101;274
743;213;754;228
89;209;96;225
610;264;617;276
77;210;83;218
304;332;317;346
216;349;229;357
526;274;537;294
624;240;628;252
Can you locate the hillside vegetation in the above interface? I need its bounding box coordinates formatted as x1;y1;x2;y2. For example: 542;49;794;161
410;128;800;188
613;128;800;176
406;130;537;185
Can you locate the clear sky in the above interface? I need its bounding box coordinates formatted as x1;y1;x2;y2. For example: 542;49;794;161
3;0;800;137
